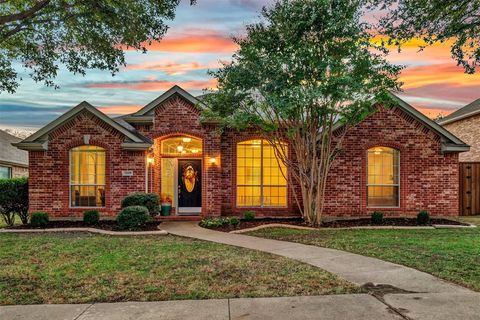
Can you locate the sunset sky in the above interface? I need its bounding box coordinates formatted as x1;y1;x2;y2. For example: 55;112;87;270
1;0;479;130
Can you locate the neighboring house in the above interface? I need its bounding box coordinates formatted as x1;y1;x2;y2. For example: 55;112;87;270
438;99;480;215
14;85;468;218
0;129;28;179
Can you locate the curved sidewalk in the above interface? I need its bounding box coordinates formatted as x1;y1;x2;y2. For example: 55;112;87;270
162;221;480;320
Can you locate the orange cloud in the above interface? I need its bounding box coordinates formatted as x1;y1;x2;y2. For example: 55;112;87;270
85;79;218;91
98;105;141;114
400;63;480;89
126;61;221;75
124;34;238;53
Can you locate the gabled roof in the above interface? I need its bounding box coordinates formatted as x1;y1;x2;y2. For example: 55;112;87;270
134;85;202;116
14;101;152;151
388;93;469;153
437;98;480;125
0;130;28;166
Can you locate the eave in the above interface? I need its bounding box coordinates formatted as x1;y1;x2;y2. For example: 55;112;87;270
12;141;48;151
121;142;153;151
122;115;153;124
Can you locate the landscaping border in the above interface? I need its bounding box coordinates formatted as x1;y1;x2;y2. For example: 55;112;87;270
0;227;168;236
228;223;476;234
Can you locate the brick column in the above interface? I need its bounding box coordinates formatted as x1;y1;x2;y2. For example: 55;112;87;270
203;125;222;216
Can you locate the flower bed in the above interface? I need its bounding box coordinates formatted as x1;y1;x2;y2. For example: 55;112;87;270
7;220;161;232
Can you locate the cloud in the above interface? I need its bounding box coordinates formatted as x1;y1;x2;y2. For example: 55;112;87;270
83;79;217;91
97;105;141;115
124;32;238;53
126;61;221;75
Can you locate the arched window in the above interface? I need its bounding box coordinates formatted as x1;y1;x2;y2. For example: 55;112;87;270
161;136;202;155
367;147;400;207
70;146;106;207
236;139;287;207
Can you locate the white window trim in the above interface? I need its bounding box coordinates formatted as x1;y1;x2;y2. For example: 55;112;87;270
236;139;288;208
366;147;400;208
69;146;106;208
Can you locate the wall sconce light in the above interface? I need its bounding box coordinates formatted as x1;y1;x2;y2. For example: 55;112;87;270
147;157;154;165
209;157;217;165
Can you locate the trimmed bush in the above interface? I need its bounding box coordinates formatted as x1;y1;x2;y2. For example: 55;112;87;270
229;217;240;227
199;217;230;228
121;193;160;216
31;212;49;228
371;211;383;225
417;210;430;225
117;206;150;230
0;177;28;225
83;210;100;226
243;210;255;221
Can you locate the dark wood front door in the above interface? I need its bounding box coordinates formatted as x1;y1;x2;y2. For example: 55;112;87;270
177;159;202;214
460;162;480;216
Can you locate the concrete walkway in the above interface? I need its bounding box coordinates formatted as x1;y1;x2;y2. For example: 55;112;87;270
160;221;480;320
0;295;404;320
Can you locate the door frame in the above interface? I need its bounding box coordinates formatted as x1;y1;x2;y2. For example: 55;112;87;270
175;158;202;215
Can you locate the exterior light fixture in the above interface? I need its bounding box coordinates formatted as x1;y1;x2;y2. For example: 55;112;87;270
209;157;217;164
147;157;154;164
177;145;184;152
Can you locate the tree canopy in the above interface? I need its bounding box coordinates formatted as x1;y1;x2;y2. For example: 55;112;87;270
0;0;193;93
372;0;480;73
203;0;401;225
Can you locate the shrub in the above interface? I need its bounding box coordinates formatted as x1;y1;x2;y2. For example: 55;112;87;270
121;193;160;216
371;211;383;225
229;217;240;227
0;177;28;225
31;212;49;228
117;206;150;230
417;210;430;225
199;217;230;228
243;210;255;221
83;210;100;226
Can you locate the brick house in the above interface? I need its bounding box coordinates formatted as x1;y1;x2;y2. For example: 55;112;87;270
438;99;480;215
0;129;28;178
14;85;469;219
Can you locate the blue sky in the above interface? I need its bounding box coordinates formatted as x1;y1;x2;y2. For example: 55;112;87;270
1;0;479;130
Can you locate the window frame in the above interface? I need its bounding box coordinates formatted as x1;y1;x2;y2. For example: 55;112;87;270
366;146;400;208
0;166;12;179
236;139;288;208
69;145;106;208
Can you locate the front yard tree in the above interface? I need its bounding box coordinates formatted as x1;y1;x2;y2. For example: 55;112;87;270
203;0;401;226
0;0;194;93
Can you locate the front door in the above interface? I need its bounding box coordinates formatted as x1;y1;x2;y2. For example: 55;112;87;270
177;159;202;214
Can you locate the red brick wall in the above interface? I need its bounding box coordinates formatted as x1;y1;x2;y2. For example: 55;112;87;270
324;105;460;217
28;111;146;218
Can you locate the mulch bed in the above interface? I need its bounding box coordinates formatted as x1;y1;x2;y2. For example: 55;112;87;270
205;217;467;232
7;220;162;232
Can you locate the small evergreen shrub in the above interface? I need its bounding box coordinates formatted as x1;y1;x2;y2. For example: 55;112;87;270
417;210;430;225
199;217;230;228
30;212;49;228
243;210;255;221
0;177;28;225
371;211;384;225
229;217;240;227
83;210;100;226
121;193;160;216
117;206;150;230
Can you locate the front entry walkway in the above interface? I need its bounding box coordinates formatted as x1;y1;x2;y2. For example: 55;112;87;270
161;221;480;320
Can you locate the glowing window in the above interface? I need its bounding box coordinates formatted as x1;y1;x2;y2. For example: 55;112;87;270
237;139;287;207
161;136;202;155
70;146;106;207
367;147;400;207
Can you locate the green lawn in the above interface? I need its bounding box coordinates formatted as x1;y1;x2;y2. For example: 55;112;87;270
247;227;480;291
0;233;358;305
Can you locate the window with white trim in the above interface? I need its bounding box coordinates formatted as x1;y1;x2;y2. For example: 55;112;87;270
236;139;287;207
70;145;106;207
367;146;400;207
0;166;12;179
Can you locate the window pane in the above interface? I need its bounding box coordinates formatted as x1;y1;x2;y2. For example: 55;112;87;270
161;158;175;205
161;136;202;155
367;186;399;207
367;147;400;207
70;146;106;207
0;166;11;179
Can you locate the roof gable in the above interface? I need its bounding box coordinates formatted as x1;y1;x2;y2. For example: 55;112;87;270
134;85;202;116
437;98;480;125
14;101;151;151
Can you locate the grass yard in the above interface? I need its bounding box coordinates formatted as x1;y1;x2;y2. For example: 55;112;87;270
247;227;480;291
0;233;358;305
